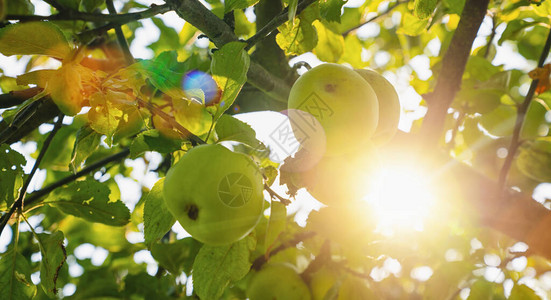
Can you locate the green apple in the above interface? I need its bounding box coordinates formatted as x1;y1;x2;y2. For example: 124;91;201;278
288;63;379;156
247;263;311;300
163;144;264;245
354;69;401;145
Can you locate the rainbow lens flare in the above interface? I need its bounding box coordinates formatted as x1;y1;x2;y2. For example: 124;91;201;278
182;70;219;104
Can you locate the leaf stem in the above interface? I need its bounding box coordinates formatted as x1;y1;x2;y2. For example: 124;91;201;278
0;114;64;239
497;27;551;189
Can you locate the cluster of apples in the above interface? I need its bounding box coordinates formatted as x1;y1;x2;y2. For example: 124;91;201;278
162;63;400;300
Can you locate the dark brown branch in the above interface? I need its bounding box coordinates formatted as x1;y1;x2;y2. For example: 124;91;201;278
6;3;171;23
418;0;490;147
0;114;64;236
0;87;42;109
498;28;551;189
343;0;407;36
24;148;131;208
105;0;135;65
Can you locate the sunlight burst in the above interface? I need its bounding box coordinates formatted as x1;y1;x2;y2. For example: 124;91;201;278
364;164;436;235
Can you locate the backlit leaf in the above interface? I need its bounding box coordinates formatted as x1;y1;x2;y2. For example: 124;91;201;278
37;231;66;297
0;250;36;300
45;181;130;226
0;22;71;59
143;178;175;247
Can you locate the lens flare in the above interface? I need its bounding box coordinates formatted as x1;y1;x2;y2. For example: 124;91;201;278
182;70;219;104
363;163;436;235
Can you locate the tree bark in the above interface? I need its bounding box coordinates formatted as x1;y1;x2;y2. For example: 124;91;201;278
419;0;490;147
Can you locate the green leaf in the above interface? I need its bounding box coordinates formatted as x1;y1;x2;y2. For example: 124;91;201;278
265;201;286;250
414;0;437;19
276;7;318;55
215;114;260;147
37;231;66;297
288;0;299;21
424;261;474;299
516;138;551;182
148;18;181;56
0;144;26;208
0;250;37;300
132;60;187;99
143;178;175;247
211;41;250;118
442;0;465;15
67;267;120;299
6;0;34;15
509;284;540;300
45;181;131;226
123;272;172;300
320;0;346;23
173;98;213;136
150;237;202;275
224;0;259;14
520;100;549;139
479;105;516;137
0;22;71;59
70;125;102;171
312;20;344;63
467;279;495;300
397;12;428;36
130;129;184;159
193;235;256;300
454;83;502;114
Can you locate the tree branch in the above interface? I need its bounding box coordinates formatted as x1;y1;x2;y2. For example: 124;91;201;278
0;87;42;109
6;3;172;23
418;0;490;147
166;0;291;103
105;0;135;65
498;28;551;189
23;148;131;208
342;0;407;36
0;114;64;237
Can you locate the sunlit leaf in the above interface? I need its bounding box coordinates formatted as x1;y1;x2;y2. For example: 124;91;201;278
0;144;25;208
45;181;131;226
193;235;255;300
211;41;250;118
276;6;319;55
215;114;260;147
320;0;346;23
516;138;551;182
143;178;175;247
0;249;37;300
36;231;66;297
397;13;428;36
509;284;539;300
150;237;202;275
129;129;184;158
0;22;71;59
312;20;344;63
70;125;102;171
265;201;286;250
224;0;259;13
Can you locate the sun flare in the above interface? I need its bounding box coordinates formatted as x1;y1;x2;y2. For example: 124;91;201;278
364;164;436;235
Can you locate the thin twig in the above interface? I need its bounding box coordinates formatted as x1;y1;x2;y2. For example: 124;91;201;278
106;0;135;65
497;28;551;189
251;231;316;270
6;3;171;23
484;15;497;59
264;183;291;205
342;0;407;36
244;0;317;51
136;98;206;145
0;114;64;237
24;148;130;208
